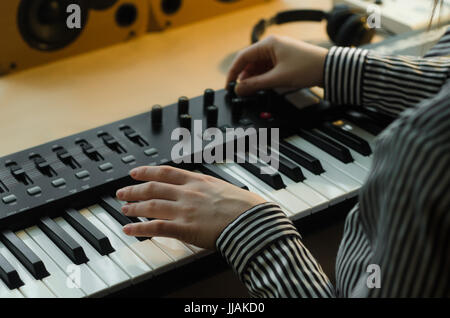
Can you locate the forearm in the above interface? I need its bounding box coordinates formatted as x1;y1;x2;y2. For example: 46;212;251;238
216;203;336;298
323;46;450;115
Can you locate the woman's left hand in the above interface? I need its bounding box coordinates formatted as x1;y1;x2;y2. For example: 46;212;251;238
116;166;267;250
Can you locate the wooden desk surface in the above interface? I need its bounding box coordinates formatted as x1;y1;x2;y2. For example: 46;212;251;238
0;0;334;157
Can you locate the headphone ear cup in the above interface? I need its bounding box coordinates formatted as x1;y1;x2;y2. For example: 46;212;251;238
355;15;376;46
334;14;367;46
326;8;354;44
326;4;376;47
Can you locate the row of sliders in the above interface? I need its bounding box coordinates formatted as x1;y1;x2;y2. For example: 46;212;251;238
0;118;378;298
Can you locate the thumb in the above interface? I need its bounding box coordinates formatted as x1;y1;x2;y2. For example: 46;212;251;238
235;69;280;96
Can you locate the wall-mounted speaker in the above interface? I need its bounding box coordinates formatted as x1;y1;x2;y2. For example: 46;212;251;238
0;0;149;75
148;0;272;31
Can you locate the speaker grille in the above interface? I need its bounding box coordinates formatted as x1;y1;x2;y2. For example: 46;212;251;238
17;0;89;51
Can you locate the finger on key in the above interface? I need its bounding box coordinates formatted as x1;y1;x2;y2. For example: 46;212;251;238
128;166;197;185
123;220;182;240
117;181;181;202
122;200;180;220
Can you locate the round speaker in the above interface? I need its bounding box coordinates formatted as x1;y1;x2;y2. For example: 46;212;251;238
115;3;138;27
18;0;89;51
161;0;182;15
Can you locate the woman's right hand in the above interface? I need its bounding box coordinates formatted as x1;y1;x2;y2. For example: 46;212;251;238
227;35;329;96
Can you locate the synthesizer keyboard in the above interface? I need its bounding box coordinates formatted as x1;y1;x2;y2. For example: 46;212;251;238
0;86;394;298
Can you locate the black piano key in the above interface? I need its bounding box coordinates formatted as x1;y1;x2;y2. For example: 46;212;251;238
278;141;324;175
99;196;147;241
0;252;24;290
253;144;305;183
38;217;89;265
298;129;353;164
100;195;141;225
199;164;248;190
274;152;305;182
0;230;50;280
343;110;385;135
64;209;115;256
319;123;372;156
235;153;285;190
360;106;396;128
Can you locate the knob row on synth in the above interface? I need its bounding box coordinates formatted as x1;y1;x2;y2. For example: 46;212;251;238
151;83;271;130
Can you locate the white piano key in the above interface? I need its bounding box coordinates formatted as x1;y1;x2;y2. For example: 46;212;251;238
226;162;312;219
185;244;207;255
302;165;350;200
54;217;131;292
15;230;85;298
151;237;194;264
277;171;329;214
0;240;55;298
25;226;107;297
88;205;174;274
285;137;363;194
287;136;369;184
115;198;127;206
0;279;24;298
79;209;152;283
345;150;372;171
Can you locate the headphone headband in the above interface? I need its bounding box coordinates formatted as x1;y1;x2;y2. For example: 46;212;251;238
273;10;326;24
252;10;326;44
251;5;375;47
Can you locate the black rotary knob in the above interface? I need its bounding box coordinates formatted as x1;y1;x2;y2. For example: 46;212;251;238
226;81;237;100
227;81;237;94
179;114;192;130
151;104;163;125
256;90;270;111
231;97;245;120
206;105;219;127
178;96;190;115
232;97;247;107
204;89;215;107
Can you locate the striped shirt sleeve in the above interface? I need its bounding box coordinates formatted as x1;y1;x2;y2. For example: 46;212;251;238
323;46;450;116
425;26;450;57
216;203;336;298
357;83;450;297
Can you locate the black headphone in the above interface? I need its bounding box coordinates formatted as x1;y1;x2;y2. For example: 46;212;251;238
251;4;376;47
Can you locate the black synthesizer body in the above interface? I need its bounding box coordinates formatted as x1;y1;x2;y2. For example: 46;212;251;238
0;86;395;298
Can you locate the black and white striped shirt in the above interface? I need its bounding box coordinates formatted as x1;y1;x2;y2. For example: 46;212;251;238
216;27;450;298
